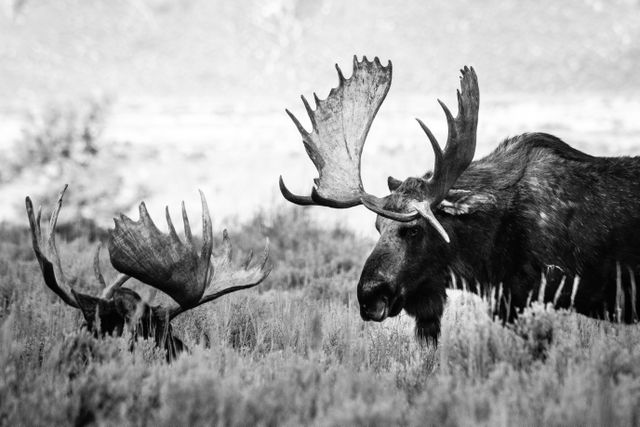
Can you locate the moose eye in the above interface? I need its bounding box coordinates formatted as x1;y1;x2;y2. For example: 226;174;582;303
401;226;422;238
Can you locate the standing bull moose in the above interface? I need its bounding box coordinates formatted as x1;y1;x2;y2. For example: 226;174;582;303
280;56;640;342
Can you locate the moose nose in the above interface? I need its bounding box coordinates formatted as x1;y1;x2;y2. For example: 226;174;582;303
360;296;388;322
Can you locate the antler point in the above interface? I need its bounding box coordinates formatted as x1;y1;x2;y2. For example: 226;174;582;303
335;63;345;82
285;108;309;137
300;95;315;124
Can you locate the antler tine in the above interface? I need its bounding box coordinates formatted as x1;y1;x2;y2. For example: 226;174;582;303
165;206;180;242
198;189;214;286
35;205;42;236
300;95;316;130
47;185;68;283
181;200;194;245
93;243;106;286
335;63;345;82
95;236;133;300
279;55;393;209
100;274;131;299
279;176;316;206
25;185;79;308
285;108;310;140
416;118;444;176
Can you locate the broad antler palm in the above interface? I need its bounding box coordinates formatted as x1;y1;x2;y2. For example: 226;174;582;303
280;56;479;242
279;55;392;208
109;190;270;320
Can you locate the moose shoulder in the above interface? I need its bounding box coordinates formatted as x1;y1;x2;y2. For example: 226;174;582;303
280;56;640;343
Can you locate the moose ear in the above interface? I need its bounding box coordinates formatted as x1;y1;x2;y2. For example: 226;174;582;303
438;189;496;215
387;176;403;192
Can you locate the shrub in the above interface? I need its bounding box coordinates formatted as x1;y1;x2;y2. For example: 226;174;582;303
0;98;148;221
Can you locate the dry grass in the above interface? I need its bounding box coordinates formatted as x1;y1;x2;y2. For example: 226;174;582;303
2;210;640;426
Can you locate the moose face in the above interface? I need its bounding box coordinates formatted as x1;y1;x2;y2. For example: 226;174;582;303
357;179;450;322
358;218;428;321
358;214;458;324
357;177;497;324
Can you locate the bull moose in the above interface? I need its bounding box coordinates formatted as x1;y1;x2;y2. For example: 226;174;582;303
27;186;270;360
279;56;640;342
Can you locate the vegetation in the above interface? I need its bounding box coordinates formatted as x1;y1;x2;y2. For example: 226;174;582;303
2;3;640;424
0;98;149;221
2;208;640;426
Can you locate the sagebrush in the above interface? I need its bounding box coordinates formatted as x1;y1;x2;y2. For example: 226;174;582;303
2;208;640;426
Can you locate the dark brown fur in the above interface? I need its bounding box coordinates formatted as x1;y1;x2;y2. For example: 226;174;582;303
71;288;185;361
358;133;640;342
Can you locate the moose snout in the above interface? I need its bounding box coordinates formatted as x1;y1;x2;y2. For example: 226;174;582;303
358;278;392;322
360;295;389;321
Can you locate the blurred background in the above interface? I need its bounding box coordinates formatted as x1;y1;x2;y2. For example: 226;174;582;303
1;0;640;236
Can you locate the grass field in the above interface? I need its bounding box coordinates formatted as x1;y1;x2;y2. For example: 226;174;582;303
3;208;640;426
3;1;640;425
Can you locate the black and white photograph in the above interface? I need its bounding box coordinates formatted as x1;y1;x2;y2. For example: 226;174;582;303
1;1;640;425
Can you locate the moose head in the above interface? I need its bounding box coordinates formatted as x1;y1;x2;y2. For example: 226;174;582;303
280;56;480;341
27;186;270;360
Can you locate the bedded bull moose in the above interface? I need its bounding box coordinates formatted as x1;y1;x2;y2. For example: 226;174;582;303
27;186;270;360
279;56;640;342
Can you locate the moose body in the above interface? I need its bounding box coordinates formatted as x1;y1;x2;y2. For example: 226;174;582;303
280;56;640;342
364;132;640;340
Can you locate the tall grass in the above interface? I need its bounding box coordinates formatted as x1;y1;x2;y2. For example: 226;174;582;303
2;209;640;426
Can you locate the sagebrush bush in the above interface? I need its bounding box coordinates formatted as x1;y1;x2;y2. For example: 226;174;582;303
231;207;372;293
0;99;149;221
3;212;640;426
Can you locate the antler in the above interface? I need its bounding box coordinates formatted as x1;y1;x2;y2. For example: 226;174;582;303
361;66;479;242
26;185;79;308
280;58;479;243
93;243;131;299
279;55;392;208
418;66;479;206
108;191;271;320
26;186;132;307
